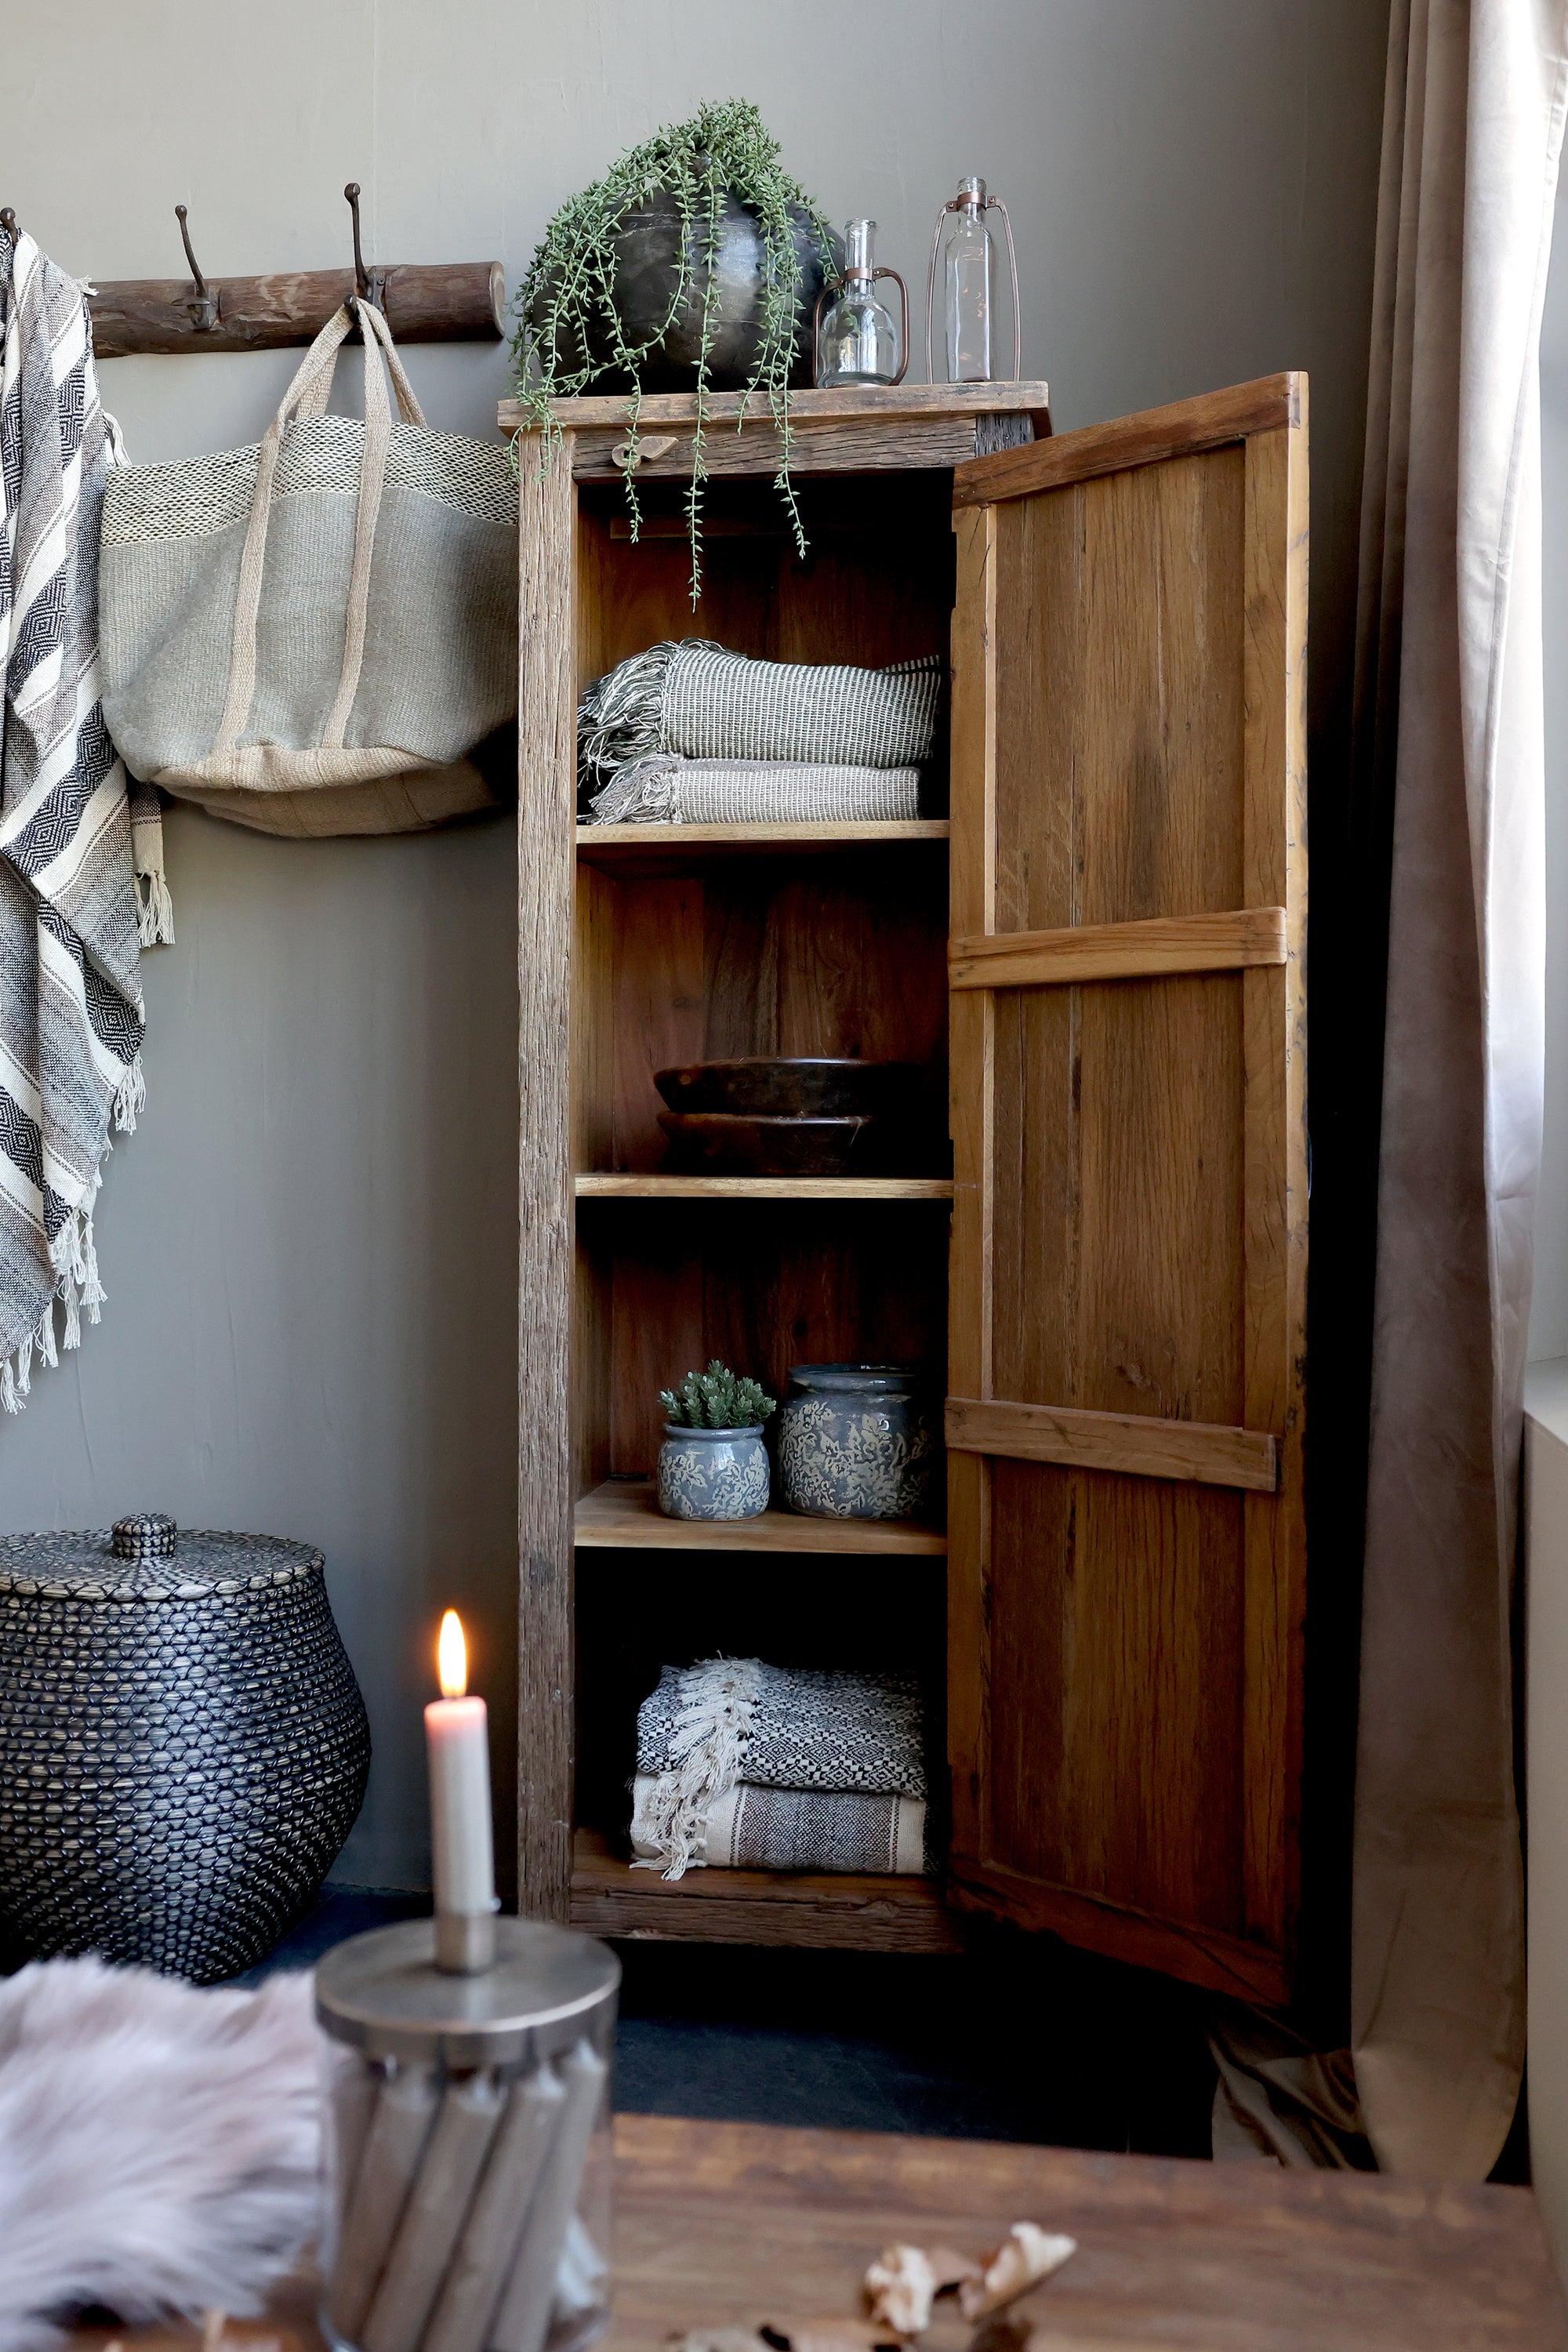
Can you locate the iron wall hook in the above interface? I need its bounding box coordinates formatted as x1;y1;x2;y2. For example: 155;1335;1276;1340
174;205;219;332
343;183;387;314
0;209;18;247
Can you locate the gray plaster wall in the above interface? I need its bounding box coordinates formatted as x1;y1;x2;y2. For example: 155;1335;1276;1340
2;0;1389;1890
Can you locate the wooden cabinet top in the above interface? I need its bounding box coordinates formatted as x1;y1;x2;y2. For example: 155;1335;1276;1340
499;381;1053;480
498;379;1051;430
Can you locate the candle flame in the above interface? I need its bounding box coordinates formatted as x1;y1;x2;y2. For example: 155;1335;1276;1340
437;1610;467;1699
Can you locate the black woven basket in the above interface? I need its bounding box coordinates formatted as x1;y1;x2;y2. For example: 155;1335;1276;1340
0;1513;371;1983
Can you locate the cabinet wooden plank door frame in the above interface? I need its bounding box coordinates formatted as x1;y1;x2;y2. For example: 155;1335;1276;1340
944;376;1308;2004
517;426;579;1923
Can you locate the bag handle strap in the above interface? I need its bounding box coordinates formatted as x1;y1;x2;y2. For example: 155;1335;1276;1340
211;304;359;757
294;298;426;426
210;298;408;760
318;300;401;747
358;298;427;426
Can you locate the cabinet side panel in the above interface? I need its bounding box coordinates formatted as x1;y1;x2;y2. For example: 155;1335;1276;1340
519;433;577;1922
1240;414;1309;1952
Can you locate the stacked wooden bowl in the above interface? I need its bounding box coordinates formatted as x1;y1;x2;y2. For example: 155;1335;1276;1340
655;1058;920;1177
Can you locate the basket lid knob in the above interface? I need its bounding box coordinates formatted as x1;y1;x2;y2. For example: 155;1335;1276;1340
111;1512;177;1560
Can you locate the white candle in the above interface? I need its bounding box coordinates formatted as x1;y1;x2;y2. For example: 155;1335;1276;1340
426;1610;496;1968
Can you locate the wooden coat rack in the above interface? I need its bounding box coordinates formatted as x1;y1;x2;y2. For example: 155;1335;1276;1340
2;187;506;358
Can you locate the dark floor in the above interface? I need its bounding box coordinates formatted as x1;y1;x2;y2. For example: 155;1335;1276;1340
242;1886;1218;2156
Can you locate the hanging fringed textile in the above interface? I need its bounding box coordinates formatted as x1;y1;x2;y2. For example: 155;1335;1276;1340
0;224;149;1410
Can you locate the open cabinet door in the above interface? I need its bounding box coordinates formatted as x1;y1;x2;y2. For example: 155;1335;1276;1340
945;376;1308;2005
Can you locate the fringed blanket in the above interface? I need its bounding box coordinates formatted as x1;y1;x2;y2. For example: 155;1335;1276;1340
0;227;148;1410
632;1658;926;1878
630;1777;928;1875
577;640;942;808
586;757;920;827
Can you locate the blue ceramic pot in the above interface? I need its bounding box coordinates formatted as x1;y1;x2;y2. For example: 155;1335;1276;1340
776;1363;940;1521
657;1423;771;1520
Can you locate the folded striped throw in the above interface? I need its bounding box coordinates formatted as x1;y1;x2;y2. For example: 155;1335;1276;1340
630;1776;928;1875
577;638;942;810
587;757;919;826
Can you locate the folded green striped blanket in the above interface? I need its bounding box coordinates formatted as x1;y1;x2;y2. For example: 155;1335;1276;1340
577;639;942;811
586;757;920;826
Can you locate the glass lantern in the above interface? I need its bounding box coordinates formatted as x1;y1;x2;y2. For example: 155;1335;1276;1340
924;176;1021;384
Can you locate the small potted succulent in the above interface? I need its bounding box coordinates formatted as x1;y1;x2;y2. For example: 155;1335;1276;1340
657;1359;776;1522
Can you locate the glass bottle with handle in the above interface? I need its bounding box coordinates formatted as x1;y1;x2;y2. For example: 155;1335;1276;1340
924;176;1021;383
813;219;909;387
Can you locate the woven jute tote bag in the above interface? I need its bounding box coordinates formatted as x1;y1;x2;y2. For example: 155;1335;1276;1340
100;298;517;837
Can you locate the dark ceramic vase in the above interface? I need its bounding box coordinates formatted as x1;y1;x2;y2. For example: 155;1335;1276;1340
529;190;840;394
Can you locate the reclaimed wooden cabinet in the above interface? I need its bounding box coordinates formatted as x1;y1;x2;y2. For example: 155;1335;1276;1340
507;375;1308;2002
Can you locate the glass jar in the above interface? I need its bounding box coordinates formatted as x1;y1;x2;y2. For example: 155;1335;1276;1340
814;220;908;388
317;1918;619;2352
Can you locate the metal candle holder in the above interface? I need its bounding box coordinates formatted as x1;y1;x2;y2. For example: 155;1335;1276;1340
316;1918;619;2352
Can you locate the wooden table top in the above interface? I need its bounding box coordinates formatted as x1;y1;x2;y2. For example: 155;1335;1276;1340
606;2114;1568;2351
69;2114;1568;2352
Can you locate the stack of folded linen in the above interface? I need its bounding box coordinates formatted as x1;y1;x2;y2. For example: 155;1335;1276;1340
578;639;941;826
629;1657;929;1878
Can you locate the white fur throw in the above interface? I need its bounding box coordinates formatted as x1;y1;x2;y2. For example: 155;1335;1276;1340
0;1958;321;2352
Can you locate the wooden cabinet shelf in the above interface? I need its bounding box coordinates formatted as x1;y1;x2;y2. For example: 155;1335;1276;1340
575;1479;947;1555
568;1831;962;1952
576;819;950;875
575;1174;954;1202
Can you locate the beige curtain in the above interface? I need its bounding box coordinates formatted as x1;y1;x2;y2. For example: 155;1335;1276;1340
1353;0;1568;2176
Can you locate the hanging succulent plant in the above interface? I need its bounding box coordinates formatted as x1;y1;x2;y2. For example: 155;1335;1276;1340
510;100;837;601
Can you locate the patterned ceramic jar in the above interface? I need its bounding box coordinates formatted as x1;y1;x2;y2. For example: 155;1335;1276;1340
656;1424;770;1520
776;1363;940;1521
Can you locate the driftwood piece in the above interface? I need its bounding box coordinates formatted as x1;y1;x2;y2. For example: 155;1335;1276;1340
957;2226;1078;2321
89;261;506;358
864;2245;937;2336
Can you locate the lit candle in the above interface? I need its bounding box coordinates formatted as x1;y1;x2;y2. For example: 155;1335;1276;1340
425;1610;496;1973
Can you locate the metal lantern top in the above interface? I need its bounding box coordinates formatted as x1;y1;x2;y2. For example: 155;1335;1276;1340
317;1916;621;2071
924;175;1022;385
0;1515;325;1601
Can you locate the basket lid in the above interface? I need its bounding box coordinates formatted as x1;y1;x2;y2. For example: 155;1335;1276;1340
0;1515;324;1599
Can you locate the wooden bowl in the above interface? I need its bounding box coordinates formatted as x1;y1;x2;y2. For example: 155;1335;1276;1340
655;1058;914;1119
657;1112;877;1177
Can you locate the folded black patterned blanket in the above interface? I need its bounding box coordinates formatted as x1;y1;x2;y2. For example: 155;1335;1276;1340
577;639;942;809
630;1776;927;1875
632;1658;927;1879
